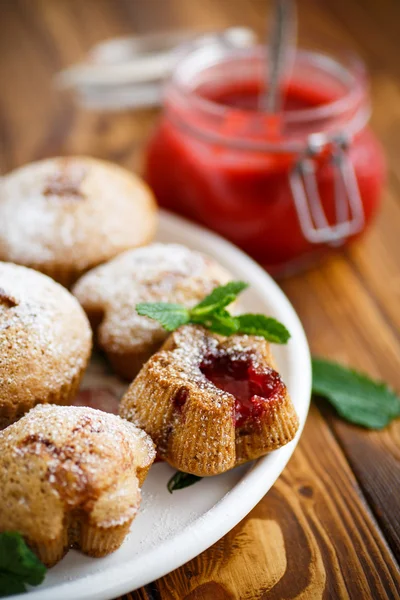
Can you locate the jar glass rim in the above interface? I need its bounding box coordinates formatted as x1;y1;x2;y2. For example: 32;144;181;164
172;46;366;119
165;42;370;152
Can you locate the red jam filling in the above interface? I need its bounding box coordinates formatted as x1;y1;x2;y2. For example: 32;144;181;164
200;355;283;427
173;387;189;410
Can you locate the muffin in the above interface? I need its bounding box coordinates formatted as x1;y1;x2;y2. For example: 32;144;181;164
0;156;157;287
0;404;155;566
73;243;232;380
120;325;299;476
0;262;92;427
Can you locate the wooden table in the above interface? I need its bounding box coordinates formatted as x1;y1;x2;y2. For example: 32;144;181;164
1;1;399;598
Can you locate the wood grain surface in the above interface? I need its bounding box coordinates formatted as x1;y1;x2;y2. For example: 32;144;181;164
0;1;399;598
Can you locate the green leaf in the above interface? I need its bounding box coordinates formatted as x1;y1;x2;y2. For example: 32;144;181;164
136;282;291;345
236;314;290;344
191;281;248;316
0;572;26;597
312;358;400;430
0;532;46;596
136;302;190;332
167;471;203;493
191;309;239;337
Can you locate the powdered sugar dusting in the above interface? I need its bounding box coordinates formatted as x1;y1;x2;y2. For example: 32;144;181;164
43;161;87;200
0;404;155;529
73;243;232;355
0;262;92;412
138;325;276;404
120;324;296;476
0;157;156;274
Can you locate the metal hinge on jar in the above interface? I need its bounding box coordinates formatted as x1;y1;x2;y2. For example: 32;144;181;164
289;133;365;245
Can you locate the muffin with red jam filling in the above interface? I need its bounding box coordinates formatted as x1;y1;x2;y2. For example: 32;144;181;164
119;325;298;476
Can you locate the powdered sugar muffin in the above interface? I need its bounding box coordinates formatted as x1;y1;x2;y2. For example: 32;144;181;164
0;262;92;427
0;404;155;566
0;157;157;287
73;244;232;380
120;325;299;476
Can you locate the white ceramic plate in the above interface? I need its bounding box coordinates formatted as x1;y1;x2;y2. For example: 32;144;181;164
14;212;311;600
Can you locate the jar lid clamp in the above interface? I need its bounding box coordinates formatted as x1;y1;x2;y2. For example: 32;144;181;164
289;132;365;245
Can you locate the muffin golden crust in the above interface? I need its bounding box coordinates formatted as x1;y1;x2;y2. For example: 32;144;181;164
73;244;232;380
120;325;299;476
0;262;92;427
0;157;157;286
0;404;156;566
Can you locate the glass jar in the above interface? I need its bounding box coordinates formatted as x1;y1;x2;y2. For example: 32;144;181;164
145;38;385;275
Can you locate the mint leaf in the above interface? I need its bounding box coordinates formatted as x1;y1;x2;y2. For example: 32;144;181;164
191;309;239;336
312;358;400;430
236;314;291;344
191;281;248;316
0;532;46;596
0;572;26;596
136;303;190;332
167;471;202;493
135;281;290;345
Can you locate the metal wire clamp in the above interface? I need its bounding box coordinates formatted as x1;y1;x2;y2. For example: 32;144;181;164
289;133;365;245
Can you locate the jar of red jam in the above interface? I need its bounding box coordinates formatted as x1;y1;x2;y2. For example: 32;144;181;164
146;38;385;275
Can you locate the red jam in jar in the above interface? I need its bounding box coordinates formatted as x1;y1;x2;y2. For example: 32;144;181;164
146;42;385;275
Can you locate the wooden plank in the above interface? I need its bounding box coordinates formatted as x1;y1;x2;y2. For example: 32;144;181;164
347;190;400;334
281;257;400;558
124;406;399;600
285;0;400;559
324;408;400;561
318;0;400;331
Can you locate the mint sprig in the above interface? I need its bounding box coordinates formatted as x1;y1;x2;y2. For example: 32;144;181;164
312;358;400;430
0;532;46;596
191;281;248;316
236;314;291;344
136;281;290;344
136;303;190;332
